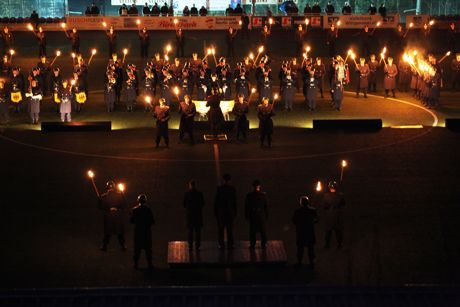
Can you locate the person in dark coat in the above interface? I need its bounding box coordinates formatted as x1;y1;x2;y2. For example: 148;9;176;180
292;196;318;267
294;24;305;57
98;181;127;251
232;94;249;141
27;78;42;124
384;57;398;98
448;23;457;54
190;4;198;16
313;57;326;98
355;58;369;98
257;97;274;147
9;67;24;113
378;3;386;18
206;84;225;137
245;179;269;249
331;79;344;111
175;28;185;58
451;53;460;90
214;173;237;249
0;80;9;124
65;27;80;53
143;3;151;15
226;27;237;57
325;1;334;14
183;180;204;250
131;194;155;269
0;26;13;55
241;13;250;40
368;54;378;92
139;27;150;58
178;94;196;144
154;97;170;147
106;26;117;59
321;181;345;249
326;24;338;57
281;69;296;111
125;71;137;111
32;26;46;58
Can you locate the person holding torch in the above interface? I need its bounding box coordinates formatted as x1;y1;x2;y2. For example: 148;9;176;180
0;26;14;56
31;26;46;58
139;26;150;58
321;180;346;249
175;28;185;58
64;26;80;54
154;97;170;148
105;26;117;58
257;96;275;147
383;56;398;98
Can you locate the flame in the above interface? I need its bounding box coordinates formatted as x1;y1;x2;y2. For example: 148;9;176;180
91;48;97;55
117;183;125;192
87;170;94;178
316;181;322;192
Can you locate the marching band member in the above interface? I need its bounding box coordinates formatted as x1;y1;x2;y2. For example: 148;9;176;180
232;94;249;141
59;79;72;122
26;78;43;124
178;94;196;145
154;97;170;148
143;68;156;112
383;57;398;98
160;66;173;105
355;58;369;98
313;57;326;98
235;67;249;99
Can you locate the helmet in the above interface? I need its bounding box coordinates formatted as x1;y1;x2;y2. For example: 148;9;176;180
328;180;337;190
299;195;310;207
137;194;147;204
106;180;115;189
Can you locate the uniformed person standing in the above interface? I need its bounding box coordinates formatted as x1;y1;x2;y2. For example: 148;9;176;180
326;24;338;57
306;73;317;111
292;196;318;267
131;194;155;269
37;56;50;95
98;180;128;251
178;94;196;144
32;26;46;58
451;53;460;90
226;27;237;57
281;69;295;111
125;70;137;112
367;54;378;92
260;25;271;50
219;67;232;100
294;24;305;57
258;67;273;103
175;28;185;58
160;67;173;105
245;179;269;249
143;68;156;111
154;97;170;148
9;67;24;113
206;86;225;137
384;57;398;98
234;68;249;99
26;78;42;124
183;180;204;250
331;79;344;111
0;26;13;55
105;73;117;112
321;181;345;249
232;94;249;141
65;27;80;53
50;67;62;113
355;58;369;98
106;26;117;58
196;69;208;100
398;56;411;92
0;54;12;78
313;57;326;98
139;27;150;58
257;97;275;147
427;67;442;108
58;79;72;122
214;173;237;250
0;80;9;124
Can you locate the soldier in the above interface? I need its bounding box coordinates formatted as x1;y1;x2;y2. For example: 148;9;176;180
179;68;192;101
0;26;13;55
427;66;442;108
367;54;378;92
398;56;411;92
448;23;457;54
206;85;225;137
232;94;249;141
160;67;173;105
384;57;398;98
32;26;46;57
326;24;338;57
321;181;345;249
9;67;24;113
189;53;202;94
139;27;150;58
98;181;127;251
178;94;196;144
196;69;208;100
313;57;326;98
124;71;137;112
183;180;204;250
131;194;155;270
0;80;9;124
72;71;86;112
26;78;42;124
154;97;170;148
355;58;369;98
306;73;317;111
37;56;50;95
50;67;63;113
240;13;250;40
219;67;232;100
451;53;460;91
214;173;237;250
175;28;185;58
58;79;72;122
244;179;269;249
258;67;273;103
65;27;80;53
106;26;117;58
331;79;344;111
257;97;275;147
260;25;271;50
143;68;156;111
105;71;117;112
235;68;249;99
394;24;405;55
0;54;12;78
292;196;318;268
294;24;305;57
226;27;237;57
359;25;372;56
281;68;296;111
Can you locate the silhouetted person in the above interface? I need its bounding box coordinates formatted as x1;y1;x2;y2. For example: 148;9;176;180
175;28;185;57
321;181;345;249
342;2;352;14
325;1;335;14
98;181;127;251
30;10;39;27
293;196;318;268
90;3;100;15
131;194;154;269
160;3;169;16
190;4;198;16
378;4;386;18
199;6;207;16
241;13;250;39
214;174;237;249
311;2;321;14
128;4;139;15
143;3;151;15
245;179;268;249
368;3;377;15
183;180;204;250
139;27;150;58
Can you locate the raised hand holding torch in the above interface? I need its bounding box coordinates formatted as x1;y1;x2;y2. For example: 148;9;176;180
87;170;100;198
439;51;451;63
88;48;97;66
9;49;15;62
122;48;128;64
340;160;347;182
50;50;61;66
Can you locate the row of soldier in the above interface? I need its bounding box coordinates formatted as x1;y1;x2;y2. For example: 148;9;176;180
97;174;345;270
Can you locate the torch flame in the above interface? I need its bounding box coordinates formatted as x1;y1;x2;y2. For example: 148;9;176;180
273;93;278;100
27;24;33;31
123;48;128;55
249;52;254;59
56;50;61;56
9;49;15;55
92;48;97;55
258;46;264;53
61;22;66;28
306;46;311;52
87;170;94;178
316;181;322;192
136;19;141;25
71;52;76;59
409;22;414;28
102;21;107;28
305;18;309;25
251;88;256;94
342;160;347;167
145;96;151;104
174;86;179;95
117;183;125;192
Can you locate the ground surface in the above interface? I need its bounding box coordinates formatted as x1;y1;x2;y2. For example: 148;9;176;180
1;30;460;290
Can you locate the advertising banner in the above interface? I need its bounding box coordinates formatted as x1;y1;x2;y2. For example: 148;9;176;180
322;14;400;29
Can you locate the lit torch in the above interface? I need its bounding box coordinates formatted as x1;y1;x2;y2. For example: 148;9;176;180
71;52;76;65
316;181;322;192
122;48;128;64
9;49;15;61
117;183;125;193
50;50;61;66
439;51;451;63
340;160;347;182
88;48;97;65
87;170;100;197
254;45;264;63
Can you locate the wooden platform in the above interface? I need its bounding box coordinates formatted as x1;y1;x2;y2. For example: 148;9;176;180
167;241;287;268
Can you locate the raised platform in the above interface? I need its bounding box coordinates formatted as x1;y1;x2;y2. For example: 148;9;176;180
167;241;287;268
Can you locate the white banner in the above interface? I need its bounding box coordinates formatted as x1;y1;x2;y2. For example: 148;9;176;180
322;14;399;29
111;0;156;4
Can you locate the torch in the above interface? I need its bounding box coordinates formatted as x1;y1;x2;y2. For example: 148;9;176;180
136;19;141;28
404;22;413;38
340;160;347;182
102;21;107;28
315;180;322;192
379;46;387;64
268;17;273;30
117;183;125;193
145;96;152;106
371;21;381;35
202;48;211;61
27;23;34;31
71;52;76;65
429;20;435;27
254;45;264;64
122;48;128;64
248;87;256;104
211;47;217;66
336;20;341;37
165;44;172;55
439;51;451;63
173;86;180;100
173;18;179;27
351;53;358;66
9;49;15;61
239;20;242;28
50;50;61;66
272;93;279;106
87;170;100;197
249;52;254;64
88;48;97;66
305;18;309;26
344;49;353;63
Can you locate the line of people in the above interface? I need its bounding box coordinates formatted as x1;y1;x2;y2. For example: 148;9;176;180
97;174;345;270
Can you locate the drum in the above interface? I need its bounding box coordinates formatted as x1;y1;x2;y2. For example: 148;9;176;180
10;91;22;103
54;92;61;103
76;92;87;104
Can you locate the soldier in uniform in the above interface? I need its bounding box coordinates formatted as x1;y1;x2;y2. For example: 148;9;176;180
58;79;72;122
292;196;318;268
154;97;170;148
98;181;128;251
138;27;150;58
226;27;237;57
9;67;24;113
355;58;369;98
232;94;249;141
359;25;372;56
183;180;204;250
294;24;305;57
105;72;117;112
196;69;208;100
26;78;42;124
281;68;295;111
398;56;411;92
451;53;460;90
313;57;326;98
258;67;273;103
175;28;185;58
125;70;137;112
37;56;50;95
0;80;9;124
206;85;225;137
178;94;196;144
0;26;13;55
306;73;317;111
189;53;202;95
235;68;249;99
1;54;12;78
321;181;345;249
32;26;46;57
65;27;80;53
384;57;398;98
178;68;192;101
160;67;173;105
143;68;156;111
326;24;338;57
427;66;442;108
131;194;155;269
331;79;344;111
367;54;378;92
260;25;271;50
106;26;117;58
214;173;237;250
50;67;63;113
244;179;269;249
72;70;86;112
257;97;275;147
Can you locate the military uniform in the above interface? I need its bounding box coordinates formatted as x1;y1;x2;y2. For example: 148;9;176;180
384;63;398;97
125;75;137;112
106;31;117;58
331;80;344;111
257;103;274;147
139;31;150;58
9;70;25;113
398;60;411;92
292;204;318;266
214;183;237;249
232;99;249;140
49;71;62;112
99;188;127;250
154;104;170;147
367;59;378;92
105;77;117;112
235;73;249;99
58;85;72;122
0;30;13;55
355;64;369;98
245;189;269;248
160;71;173;105
179;100;196;144
131;203;154;268
306;77;317;111
196;72;208;100
321;190;345;249
67;31;80;53
258;74;273;103
206;93;225;137
27;83;42;124
326;28;338;57
281;74;295;110
427;71;442;108
72;76;86;112
313;62;326;98
183;187;204;249
34;30;46;57
175;30;185;57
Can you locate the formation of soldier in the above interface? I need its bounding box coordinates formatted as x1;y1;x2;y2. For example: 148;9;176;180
96;173;345;270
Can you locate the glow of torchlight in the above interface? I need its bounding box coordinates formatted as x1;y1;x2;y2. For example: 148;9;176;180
249;52;254;59
92;48;97;55
60;22;66;29
316;181;322;192
305;18;309;25
273;93;279;100
258;46;264;53
145;96;151;104
87;170;94;178
9;49;15;55
123;48;128;55
342;160;347;167
173;86;179;96
429;20;435;26
166;44;172;53
268;18;273;25
409;22;414;28
117;183;125;192
306;46;311;52
251;88;256;94
27;24;33;31
102;21;107;28
56;50;61;56
173;18;178;25
71;52;76;59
